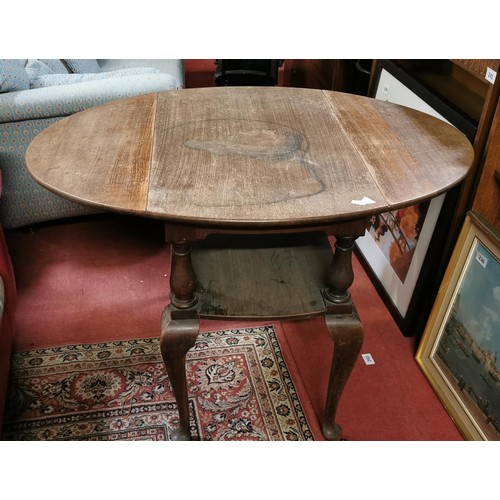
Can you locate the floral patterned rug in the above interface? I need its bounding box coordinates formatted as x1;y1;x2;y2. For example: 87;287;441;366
1;325;314;441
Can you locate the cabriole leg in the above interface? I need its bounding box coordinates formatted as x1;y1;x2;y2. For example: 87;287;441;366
323;307;364;440
160;305;200;440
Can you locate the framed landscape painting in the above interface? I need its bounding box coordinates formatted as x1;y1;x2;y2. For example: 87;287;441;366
416;212;500;440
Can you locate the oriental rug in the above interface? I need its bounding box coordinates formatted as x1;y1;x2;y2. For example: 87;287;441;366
1;325;314;441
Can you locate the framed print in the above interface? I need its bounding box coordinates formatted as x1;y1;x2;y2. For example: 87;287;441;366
355;60;477;337
416;212;500;440
356;193;445;319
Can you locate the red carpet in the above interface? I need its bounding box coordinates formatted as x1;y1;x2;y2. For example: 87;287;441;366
5;214;463;440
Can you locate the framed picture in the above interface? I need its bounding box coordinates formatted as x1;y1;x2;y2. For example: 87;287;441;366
416;212;500;440
356;193;445;322
355;60;477;337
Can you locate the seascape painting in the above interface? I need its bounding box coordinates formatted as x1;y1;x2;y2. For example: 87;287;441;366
431;238;500;440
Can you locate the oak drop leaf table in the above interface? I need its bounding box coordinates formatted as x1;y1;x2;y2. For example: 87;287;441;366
26;87;473;440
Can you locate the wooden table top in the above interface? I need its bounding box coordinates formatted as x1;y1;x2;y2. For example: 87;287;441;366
26;87;474;227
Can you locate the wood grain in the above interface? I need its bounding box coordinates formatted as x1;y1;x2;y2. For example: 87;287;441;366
327;92;475;205
450;59;499;80
26;93;157;213
26;87;474;227
148;87;389;223
472;99;500;232
191;232;333;319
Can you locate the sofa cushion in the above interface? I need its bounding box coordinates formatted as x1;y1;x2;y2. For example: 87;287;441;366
0;60;30;93
39;59;69;74
29;67;161;89
25;59;55;80
25;60;71;82
63;59;101;74
97;59;185;89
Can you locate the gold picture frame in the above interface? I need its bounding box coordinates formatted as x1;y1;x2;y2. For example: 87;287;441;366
416;212;500;440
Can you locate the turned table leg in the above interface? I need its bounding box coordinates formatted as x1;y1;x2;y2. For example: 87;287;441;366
322;236;364;440
170;241;198;309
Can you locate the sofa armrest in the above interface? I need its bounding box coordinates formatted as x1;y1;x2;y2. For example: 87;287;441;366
0;73;177;123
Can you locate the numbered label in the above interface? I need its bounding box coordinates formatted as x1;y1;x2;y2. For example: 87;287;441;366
476;250;488;268
486;67;497;84
362;353;375;365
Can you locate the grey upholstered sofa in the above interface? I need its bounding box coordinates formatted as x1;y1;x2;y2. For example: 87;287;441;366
0;59;184;229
